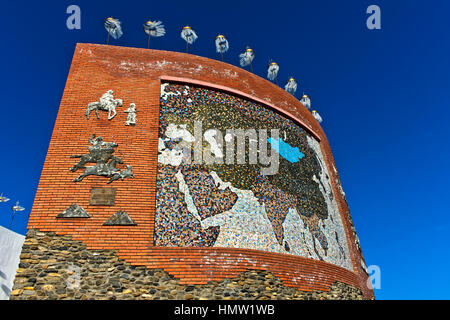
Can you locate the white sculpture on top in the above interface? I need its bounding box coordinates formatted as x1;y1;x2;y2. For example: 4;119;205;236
215;34;229;61
284;77;297;95
239;47;255;68
300;94;311;110
104;17;123;43
181;26;198;53
0;193;10;203
312;110;323;123
267;61;279;82
143;20;166;49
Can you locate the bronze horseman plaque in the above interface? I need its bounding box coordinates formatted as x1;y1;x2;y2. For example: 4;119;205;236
90;188;116;206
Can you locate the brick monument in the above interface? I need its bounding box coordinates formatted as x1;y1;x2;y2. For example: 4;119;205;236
11;43;373;300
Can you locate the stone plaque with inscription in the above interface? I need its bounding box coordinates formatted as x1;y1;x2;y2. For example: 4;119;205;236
90;188;116;206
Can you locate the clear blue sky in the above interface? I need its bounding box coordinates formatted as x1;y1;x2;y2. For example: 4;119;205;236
1;0;449;300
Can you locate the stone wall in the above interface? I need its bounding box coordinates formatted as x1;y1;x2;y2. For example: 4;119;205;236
10;229;365;300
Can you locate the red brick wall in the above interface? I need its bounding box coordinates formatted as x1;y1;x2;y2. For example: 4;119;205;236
28;43;373;299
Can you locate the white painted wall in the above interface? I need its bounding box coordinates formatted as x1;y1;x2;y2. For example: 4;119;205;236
0;226;25;300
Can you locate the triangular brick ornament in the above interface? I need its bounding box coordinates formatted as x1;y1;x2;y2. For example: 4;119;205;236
103;210;136;226
57;203;90;218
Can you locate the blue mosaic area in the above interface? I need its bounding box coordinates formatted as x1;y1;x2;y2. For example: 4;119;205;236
155;83;352;270
268;137;305;163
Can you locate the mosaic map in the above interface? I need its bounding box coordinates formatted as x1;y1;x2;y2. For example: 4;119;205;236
155;83;352;270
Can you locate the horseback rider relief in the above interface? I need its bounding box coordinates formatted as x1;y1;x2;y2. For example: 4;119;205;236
85;90;123;120
75;91;136;183
70;134;134;183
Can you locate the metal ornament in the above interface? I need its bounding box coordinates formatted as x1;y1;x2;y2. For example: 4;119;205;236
181;26;198;53
312;110;323;123
57;203;90;218
12;201;24;212
267;61;279;84
10;201;25;229
285;77;297;95
239;46;255;72
104;17;123;44
70;134;134;183
103;210;137;226
300;94;311;109
0;193;10;203
85;90;123;120
215;35;229;62
107;165;134;184
124;103;137;126
143;20;166;49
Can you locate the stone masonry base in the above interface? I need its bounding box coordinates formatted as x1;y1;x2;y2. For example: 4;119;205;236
10;229;365;300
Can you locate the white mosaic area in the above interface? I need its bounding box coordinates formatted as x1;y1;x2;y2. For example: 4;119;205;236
161;138;352;270
306;135;352;269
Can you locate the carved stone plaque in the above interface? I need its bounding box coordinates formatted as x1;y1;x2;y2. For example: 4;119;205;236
90;188;116;206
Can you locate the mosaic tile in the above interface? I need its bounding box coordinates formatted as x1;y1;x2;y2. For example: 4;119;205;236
155;83;352;270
